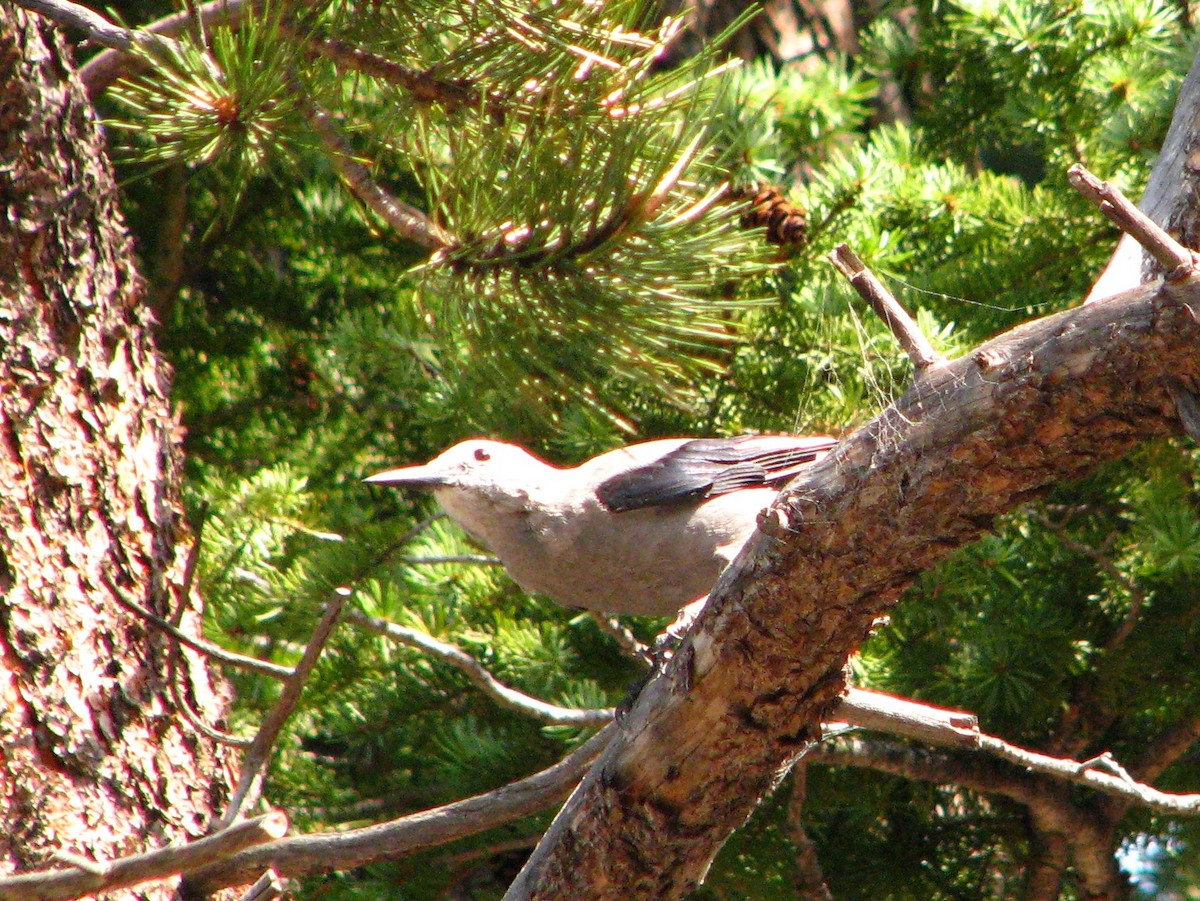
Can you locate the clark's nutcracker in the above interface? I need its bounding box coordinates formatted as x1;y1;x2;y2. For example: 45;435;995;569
366;435;836;618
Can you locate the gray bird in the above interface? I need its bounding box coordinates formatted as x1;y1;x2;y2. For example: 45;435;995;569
366;435;836;618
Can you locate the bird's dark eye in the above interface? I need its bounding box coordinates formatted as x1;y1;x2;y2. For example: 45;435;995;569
473;447;490;462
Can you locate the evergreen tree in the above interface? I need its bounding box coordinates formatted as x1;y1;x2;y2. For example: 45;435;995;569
4;0;1200;897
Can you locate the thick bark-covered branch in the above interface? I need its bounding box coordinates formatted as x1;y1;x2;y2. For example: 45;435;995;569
504;273;1200;899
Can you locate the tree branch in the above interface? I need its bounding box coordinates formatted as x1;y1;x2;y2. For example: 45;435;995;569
784;766;832;901
346;608;614;727
78;0;257;96
12;0;136;50
102;571;293;680
183;723;615;894
832;689;1200;814
0;812;288;901
502;266;1200;896
808;738;1128;897
1085;48;1200;302
830;688;978;747
303;100;448;249
1030;508;1146;654
829;243;945;374
213;587;350;830
301;32;480;112
588;613;654;665
1068;164;1199;279
234;869;284;901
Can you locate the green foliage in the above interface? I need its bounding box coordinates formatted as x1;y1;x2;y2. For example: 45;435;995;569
101;0;1200;896
110;6;311;202
111;0;777;419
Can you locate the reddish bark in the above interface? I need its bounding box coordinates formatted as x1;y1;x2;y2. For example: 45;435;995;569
0;8;233;894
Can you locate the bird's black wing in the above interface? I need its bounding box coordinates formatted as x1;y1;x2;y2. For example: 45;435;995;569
595;436;837;513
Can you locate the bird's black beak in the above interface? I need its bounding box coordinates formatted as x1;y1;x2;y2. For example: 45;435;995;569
364;464;450;488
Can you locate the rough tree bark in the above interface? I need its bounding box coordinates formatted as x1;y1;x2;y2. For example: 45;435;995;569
504;275;1200;898
0;7;233;894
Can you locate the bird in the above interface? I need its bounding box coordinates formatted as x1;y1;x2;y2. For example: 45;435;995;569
365;434;837;618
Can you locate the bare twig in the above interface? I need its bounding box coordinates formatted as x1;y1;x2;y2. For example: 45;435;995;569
588;613;653;665
0;812;288;901
102;572;293;680
177;501;209;623
304;101;448;249
214;587;351;830
784;766;833;901
971;734;1200;814
184;724;616;894
1068;164;1200;280
828;690;1200;814
164;502;253;746
1077;751;1137;784
436;835;541;871
170;677;253;747
236;868;285;901
829;244;945;374
49;851;108;877
809;738;1126;897
347;608;613;727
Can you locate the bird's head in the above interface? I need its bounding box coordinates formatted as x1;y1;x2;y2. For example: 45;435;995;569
365;439;546;502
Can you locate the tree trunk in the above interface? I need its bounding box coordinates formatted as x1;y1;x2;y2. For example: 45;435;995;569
0;8;233;894
663;0;858;68
504;273;1198;898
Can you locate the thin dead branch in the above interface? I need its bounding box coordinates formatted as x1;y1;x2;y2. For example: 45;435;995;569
184;723;616;894
1068;164;1200;279
1069;166;1200;521
972;735;1200;814
0;812;288;901
398;554;500;566
784;766;833;901
834;690;1199;813
102;572;293;680
235;868;285;901
213;587;350;830
13;0;136;50
810;738;1127;898
169;672;252;748
589;613;653;665
829;243;945;374
1029;508;1146;654
346;608;614;727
